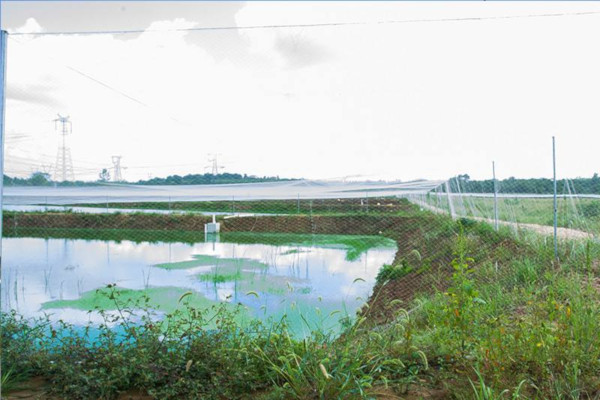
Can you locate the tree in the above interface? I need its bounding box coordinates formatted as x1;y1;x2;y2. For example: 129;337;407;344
29;172;51;186
99;168;111;182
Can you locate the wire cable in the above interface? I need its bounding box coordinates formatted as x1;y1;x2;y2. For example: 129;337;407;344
7;36;194;128
7;10;600;37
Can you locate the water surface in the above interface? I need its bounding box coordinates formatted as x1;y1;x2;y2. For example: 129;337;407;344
2;233;396;335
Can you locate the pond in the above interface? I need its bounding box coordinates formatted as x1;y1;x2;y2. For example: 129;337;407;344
2;232;396;336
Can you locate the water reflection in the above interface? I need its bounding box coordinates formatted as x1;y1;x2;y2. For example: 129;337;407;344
2;234;396;334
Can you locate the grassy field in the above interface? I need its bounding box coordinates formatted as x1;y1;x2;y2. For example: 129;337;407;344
423;194;600;234
3;200;600;399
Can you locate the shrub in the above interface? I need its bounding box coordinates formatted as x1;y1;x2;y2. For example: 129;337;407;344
580;202;600;218
376;262;412;282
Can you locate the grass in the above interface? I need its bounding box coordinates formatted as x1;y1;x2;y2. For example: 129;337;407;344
409;234;600;398
423;194;600;233
1;365;30;394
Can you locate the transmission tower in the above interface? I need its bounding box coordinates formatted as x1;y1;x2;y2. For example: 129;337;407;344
53;114;74;182
205;153;224;175
111;156;124;182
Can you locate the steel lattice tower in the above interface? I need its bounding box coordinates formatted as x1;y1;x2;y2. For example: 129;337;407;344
112;155;123;182
205;153;224;175
53;114;74;182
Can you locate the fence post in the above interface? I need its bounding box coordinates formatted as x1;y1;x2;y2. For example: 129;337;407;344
553;136;558;260
445;180;455;219
493;161;499;231
0;31;8;270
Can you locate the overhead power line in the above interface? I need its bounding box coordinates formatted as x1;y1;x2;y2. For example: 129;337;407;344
64;66;151;109
7;10;600;37
7;36;195;127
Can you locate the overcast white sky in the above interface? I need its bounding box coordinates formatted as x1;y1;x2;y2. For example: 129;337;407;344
2;1;600;182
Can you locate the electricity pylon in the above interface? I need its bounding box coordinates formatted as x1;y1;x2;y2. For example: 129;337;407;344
205;153;224;175
53;114;74;182
112;155;124;182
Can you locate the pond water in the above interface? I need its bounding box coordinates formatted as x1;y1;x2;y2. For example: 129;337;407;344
2;233;396;336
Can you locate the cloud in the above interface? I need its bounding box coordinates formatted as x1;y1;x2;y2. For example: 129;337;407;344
2;3;249;61
4;4;600;182
10;17;44;34
7;84;61;107
274;32;331;69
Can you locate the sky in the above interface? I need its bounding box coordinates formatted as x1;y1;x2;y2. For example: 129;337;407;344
1;1;600;182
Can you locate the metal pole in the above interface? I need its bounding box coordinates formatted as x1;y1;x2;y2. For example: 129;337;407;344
493;161;498;231
0;31;8;301
445;180;455;219
553;136;558;260
62;119;67;181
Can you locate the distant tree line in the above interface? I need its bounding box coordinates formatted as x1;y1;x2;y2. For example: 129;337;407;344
4;172;52;186
445;173;600;194
136;173;292;186
3;172;294;187
3;172;96;187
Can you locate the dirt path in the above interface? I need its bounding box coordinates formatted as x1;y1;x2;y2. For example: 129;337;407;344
4;377;153;400
410;198;594;240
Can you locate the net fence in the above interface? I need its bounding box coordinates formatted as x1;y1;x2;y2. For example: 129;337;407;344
2;12;600;330
2;6;600;397
409;175;600;240
4;175;599;328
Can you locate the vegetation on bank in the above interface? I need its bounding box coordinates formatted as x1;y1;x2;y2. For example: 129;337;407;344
1;287;429;399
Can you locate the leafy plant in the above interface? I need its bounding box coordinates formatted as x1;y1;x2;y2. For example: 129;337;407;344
443;227;483;355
